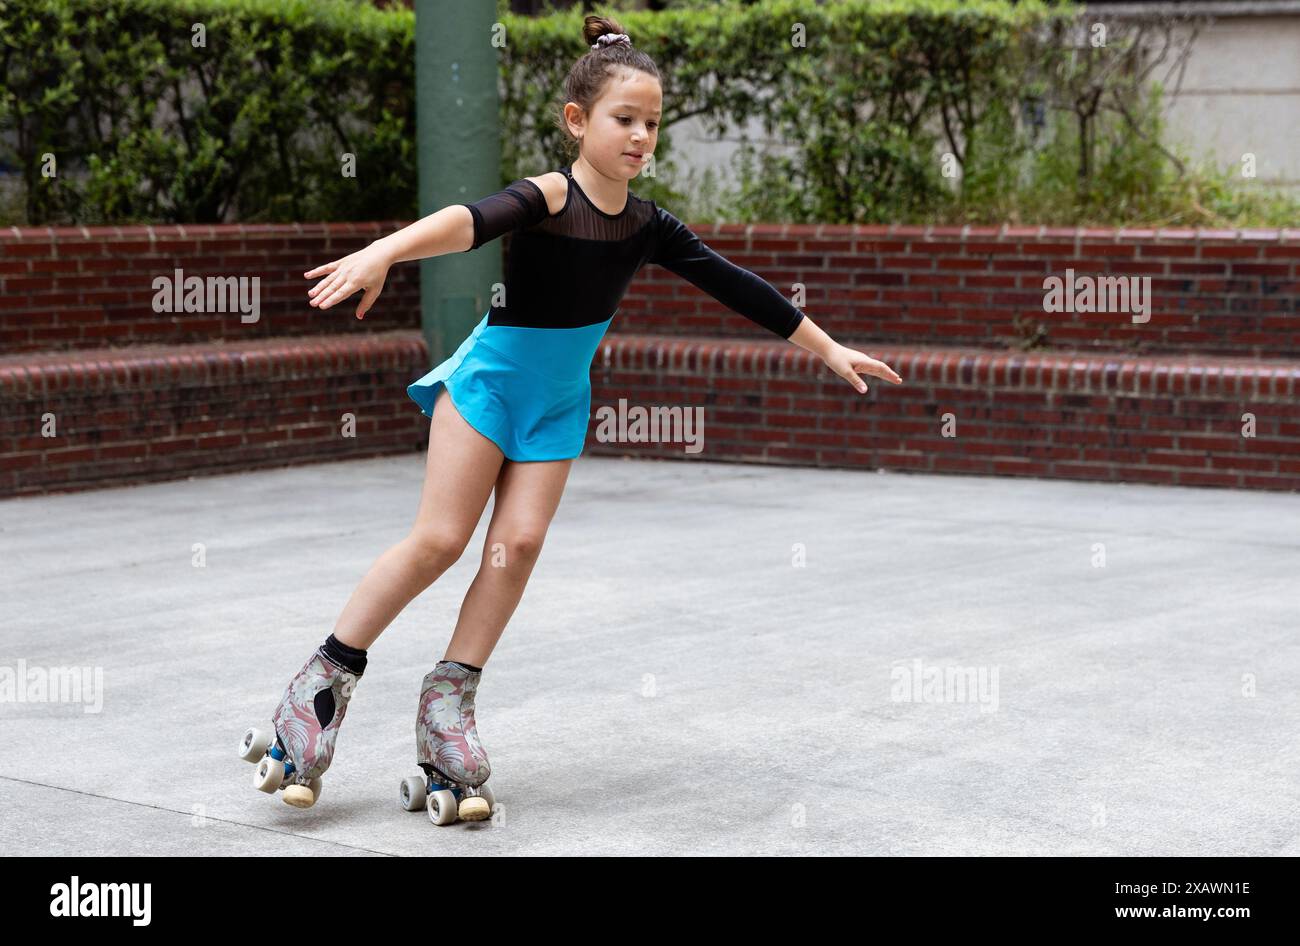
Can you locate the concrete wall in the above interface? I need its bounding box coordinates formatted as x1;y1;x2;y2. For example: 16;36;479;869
666;0;1300;206
1103;1;1300;189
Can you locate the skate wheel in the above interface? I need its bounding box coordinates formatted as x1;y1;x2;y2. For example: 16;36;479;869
283;783;316;808
308;777;322;804
254;757;285;793
239;727;272;763
400;776;426;812
458;795;490;822
426;789;458;826
479;784;496;815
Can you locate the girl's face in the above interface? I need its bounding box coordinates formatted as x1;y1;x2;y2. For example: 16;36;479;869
568;70;661;180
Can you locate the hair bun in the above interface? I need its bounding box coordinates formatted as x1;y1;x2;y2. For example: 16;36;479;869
591;32;632;51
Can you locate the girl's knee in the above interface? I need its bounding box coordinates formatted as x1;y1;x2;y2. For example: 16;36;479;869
486;529;546;568
407;528;470;574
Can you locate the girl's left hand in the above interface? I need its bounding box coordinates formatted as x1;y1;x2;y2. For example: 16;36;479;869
823;343;903;393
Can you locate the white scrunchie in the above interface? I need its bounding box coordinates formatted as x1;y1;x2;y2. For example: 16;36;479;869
591;32;631;51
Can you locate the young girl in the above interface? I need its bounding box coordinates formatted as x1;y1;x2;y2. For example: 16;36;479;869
238;15;902;825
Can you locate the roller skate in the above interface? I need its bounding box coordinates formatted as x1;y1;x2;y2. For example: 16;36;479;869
238;646;362;808
398;660;496;826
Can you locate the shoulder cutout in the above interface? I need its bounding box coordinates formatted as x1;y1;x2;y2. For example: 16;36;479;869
524;172;568;217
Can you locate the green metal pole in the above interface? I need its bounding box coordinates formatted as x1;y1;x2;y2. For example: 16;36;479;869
415;0;503;365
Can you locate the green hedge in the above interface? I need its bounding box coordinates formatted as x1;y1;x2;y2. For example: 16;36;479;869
0;0;415;224
1;0;1292;227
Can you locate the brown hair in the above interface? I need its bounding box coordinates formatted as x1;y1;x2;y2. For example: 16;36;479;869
553;15;660;160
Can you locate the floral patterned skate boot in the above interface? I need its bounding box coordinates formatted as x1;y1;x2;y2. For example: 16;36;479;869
238;647;362;808
397;660;495;826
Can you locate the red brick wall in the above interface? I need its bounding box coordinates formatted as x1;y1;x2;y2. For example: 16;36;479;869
0;223;420;353
2;222;1298;495
0;332;428;496
621;224;1300;357
585;339;1300;490
4;223;1297;355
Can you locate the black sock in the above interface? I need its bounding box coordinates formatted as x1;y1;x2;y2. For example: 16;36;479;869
446;659;482;673
321;633;368;675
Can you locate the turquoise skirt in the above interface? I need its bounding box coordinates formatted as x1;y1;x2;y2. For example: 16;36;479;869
407;312;614;462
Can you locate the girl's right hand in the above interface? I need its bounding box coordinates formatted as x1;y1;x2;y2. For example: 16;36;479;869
304;243;392;319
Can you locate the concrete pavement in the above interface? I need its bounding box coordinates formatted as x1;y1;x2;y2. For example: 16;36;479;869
1;455;1297;856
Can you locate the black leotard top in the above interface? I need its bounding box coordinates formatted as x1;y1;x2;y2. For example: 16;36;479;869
458;165;806;339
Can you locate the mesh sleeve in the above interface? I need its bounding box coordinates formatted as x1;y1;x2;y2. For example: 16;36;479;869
460;179;550;251
648;204;805;339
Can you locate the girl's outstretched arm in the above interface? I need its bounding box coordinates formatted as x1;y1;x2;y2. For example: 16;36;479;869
304;177;552;319
378;204;477;263
787;316;903;393
303;205;471;318
648;205;903;393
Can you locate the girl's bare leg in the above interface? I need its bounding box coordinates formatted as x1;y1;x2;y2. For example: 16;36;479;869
331;387;505;650
441;450;575;668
